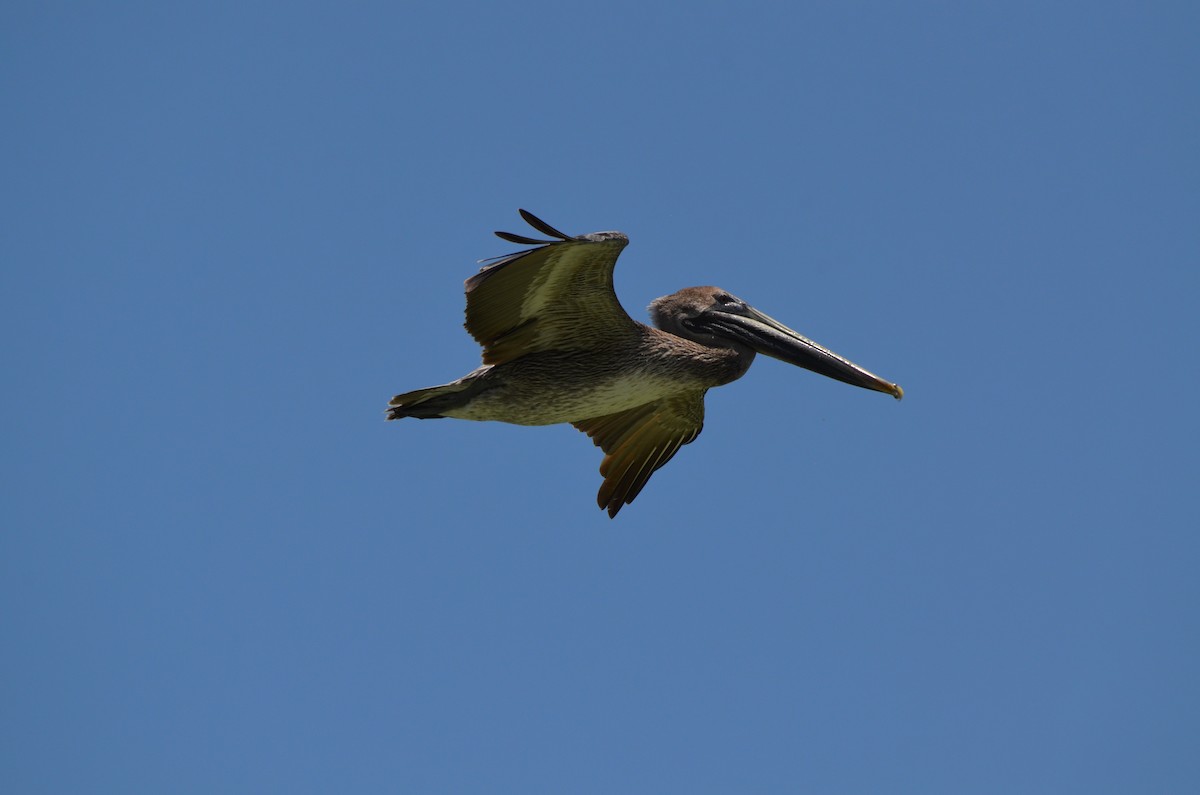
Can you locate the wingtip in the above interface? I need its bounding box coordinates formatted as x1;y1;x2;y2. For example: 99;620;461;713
494;230;555;246
517;209;572;241
597;490;624;519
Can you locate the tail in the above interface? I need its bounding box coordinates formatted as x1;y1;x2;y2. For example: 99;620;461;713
385;367;491;420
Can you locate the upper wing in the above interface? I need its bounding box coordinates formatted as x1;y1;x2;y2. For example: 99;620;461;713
464;210;636;365
572;393;706;518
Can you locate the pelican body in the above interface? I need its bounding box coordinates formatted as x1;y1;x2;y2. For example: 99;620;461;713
387;210;902;517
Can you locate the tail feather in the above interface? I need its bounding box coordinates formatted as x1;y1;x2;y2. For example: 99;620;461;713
385;368;491;420
385;384;457;420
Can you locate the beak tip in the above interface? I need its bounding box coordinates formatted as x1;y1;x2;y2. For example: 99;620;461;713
891;383;904;400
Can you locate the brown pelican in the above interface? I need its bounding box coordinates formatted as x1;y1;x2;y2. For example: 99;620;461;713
387;210;902;518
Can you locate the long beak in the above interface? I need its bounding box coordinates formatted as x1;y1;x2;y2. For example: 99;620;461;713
705;306;903;399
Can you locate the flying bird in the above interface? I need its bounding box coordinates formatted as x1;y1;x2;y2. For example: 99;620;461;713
386;210;902;517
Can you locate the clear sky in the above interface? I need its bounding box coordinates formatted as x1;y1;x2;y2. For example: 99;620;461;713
3;2;1198;792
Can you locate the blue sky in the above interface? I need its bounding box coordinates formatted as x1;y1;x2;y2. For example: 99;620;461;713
3;2;1198;792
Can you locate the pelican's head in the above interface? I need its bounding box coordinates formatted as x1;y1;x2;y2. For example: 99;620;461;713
649;286;903;399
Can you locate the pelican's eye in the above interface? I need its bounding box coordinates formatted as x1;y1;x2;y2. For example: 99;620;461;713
714;293;743;311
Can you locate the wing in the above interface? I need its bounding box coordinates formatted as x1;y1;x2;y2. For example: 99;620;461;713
465;209;636;365
573;393;706;518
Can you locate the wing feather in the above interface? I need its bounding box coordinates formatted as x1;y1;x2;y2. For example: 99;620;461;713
518;209;572;240
464;211;634;365
573;393;706;518
494;231;557;246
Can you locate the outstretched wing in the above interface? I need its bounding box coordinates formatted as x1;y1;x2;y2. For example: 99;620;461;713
573;393;706;518
465;209;636;365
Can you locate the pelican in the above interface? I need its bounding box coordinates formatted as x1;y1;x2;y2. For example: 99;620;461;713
387;210;902;517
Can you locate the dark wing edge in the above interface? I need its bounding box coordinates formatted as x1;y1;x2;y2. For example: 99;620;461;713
469;209;617;290
572;393;706;518
518;209;572;240
482;208;571;255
